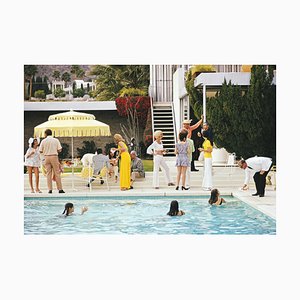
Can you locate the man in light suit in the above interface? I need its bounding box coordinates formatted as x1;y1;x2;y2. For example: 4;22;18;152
238;156;273;197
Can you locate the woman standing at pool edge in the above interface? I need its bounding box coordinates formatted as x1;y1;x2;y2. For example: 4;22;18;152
114;134;132;191
24;137;42;193
147;130;175;189
199;130;213;191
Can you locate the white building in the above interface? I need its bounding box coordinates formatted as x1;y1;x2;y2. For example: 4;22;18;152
150;64;276;163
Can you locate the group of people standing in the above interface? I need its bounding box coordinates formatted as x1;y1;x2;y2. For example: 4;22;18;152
146;116;214;191
25;119;273;198
24;129;65;194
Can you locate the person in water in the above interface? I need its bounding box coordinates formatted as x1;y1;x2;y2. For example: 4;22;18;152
167;200;185;216
208;189;226;206
62;202;88;216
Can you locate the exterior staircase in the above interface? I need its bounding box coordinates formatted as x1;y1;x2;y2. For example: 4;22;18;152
151;102;177;155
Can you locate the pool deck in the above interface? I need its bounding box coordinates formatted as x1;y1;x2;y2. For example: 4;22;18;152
24;165;276;219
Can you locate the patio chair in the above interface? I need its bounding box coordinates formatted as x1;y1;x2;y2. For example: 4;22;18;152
225;152;236;175
79;165;109;191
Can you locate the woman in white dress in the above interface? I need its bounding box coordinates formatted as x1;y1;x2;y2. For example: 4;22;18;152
24;137;42;193
198;131;213;191
147;130;175;189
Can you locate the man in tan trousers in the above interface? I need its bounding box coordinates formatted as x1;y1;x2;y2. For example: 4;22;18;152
39;129;65;194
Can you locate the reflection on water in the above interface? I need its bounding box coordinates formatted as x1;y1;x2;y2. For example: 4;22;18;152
24;197;276;235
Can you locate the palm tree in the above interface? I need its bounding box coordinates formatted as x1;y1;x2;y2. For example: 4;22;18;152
52;70;61;80
71;65;85;79
62;72;71;88
24;65;37;100
90;65;150;100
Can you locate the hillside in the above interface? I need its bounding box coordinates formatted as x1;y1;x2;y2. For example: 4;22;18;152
35;65;94;80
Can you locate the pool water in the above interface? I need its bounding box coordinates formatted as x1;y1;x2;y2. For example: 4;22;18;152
24;196;276;235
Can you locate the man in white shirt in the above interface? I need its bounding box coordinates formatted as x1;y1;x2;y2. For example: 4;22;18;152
238;156;273;197
39;129;65;194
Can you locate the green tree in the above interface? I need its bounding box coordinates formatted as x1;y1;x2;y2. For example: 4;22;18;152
90;65;150;101
61;72;71;88
24;65;37;100
205;66;276;161
185;70;203;119
77;141;97;157
71;65;85;79
52;70;61;80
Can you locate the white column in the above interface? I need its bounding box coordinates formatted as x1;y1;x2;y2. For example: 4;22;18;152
203;84;206;122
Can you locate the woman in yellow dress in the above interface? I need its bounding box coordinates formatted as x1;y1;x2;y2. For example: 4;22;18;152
114;134;132;191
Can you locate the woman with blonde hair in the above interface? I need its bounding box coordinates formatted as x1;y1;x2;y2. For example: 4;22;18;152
114;134;132;191
146;130;175;189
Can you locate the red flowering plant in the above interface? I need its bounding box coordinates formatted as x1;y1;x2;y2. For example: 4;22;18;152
115;96;150;128
143;109;153;147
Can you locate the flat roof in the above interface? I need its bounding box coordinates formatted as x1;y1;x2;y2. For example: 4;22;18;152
194;72;251;87
194;71;276;87
24;101;117;111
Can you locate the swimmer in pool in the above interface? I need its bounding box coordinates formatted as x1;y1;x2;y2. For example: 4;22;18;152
62;202;88;216
208;189;226;206
167;200;185;216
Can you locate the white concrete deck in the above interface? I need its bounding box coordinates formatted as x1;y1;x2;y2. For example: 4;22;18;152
24;165;276;219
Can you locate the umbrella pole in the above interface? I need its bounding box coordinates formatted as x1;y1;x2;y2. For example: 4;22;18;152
71;136;75;190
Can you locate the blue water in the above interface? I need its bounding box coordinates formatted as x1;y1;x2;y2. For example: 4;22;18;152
24;196;276;235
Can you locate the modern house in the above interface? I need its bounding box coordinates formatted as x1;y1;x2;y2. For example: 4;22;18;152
150;64;276;162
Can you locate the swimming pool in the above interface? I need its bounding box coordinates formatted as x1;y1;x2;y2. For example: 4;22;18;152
24;196;276;235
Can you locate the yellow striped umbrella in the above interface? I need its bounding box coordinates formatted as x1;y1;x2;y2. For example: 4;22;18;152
34;110;111;189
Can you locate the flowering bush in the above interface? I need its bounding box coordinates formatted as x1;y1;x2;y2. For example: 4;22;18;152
115;96;150;128
143;109;153;147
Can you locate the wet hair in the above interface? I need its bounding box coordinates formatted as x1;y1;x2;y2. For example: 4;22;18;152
209;189;219;205
179;130;188;142
96;148;103;155
62;203;74;216
167;200;180;216
45;129;52;136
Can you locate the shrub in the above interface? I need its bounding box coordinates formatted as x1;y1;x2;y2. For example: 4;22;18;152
77;141;97;157
73;88;85;98
34;90;46;99
54;88;66;98
119;87;147;97
104;142;117;156
58;143;69;160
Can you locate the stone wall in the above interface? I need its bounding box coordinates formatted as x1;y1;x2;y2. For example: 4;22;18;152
24;110;128;157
